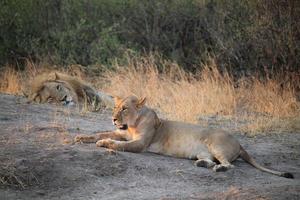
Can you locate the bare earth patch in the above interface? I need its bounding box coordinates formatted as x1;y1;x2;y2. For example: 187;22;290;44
0;94;299;200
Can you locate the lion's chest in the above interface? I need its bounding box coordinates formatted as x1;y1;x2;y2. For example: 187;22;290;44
127;127;141;140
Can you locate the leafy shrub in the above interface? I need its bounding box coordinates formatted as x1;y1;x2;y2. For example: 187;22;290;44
0;0;299;75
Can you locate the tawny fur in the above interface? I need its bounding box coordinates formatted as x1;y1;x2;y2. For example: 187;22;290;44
75;95;294;178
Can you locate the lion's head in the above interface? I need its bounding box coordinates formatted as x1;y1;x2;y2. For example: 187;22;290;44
26;72;81;106
112;95;146;130
25;71;114;111
30;80;78;105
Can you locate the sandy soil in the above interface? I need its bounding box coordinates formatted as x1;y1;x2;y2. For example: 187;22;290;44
0;94;299;200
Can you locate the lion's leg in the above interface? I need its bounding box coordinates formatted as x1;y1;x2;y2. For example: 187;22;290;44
96;129;156;153
210;153;235;172
206;133;240;172
74;131;127;143
96;139;146;153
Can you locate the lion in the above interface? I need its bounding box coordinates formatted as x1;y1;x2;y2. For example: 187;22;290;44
75;95;294;178
25;72;114;111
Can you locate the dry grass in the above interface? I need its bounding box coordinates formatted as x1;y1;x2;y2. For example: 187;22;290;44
0;159;39;189
102;56;237;121
0;62;45;96
0;61;87;96
238;78;299;118
0;56;299;134
0;161;26;189
0;67;22;95
101;56;299;134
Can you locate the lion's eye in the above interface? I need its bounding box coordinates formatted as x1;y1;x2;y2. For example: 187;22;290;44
56;85;61;91
122;107;127;111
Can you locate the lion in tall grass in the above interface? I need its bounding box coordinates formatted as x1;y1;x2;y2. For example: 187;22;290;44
25;72;113;111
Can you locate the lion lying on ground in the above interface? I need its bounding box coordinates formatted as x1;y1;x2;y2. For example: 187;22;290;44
75;95;294;178
25;72;114;111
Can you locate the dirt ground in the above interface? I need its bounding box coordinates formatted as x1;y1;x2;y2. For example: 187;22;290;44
0;94;299;200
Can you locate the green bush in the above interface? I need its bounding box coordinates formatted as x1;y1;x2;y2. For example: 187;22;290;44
0;0;298;73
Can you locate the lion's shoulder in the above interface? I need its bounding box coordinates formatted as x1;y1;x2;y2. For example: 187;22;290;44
137;106;161;129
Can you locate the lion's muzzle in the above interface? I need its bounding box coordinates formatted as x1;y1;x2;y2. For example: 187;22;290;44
113;118;128;130
61;95;74;106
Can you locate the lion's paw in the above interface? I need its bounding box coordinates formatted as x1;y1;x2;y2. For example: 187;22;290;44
74;134;93;143
96;138;115;148
195;159;216;168
213;164;234;172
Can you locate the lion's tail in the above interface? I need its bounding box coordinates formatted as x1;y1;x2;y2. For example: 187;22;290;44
239;145;294;179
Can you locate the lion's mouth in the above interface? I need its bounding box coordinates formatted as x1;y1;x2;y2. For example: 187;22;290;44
61;95;74;106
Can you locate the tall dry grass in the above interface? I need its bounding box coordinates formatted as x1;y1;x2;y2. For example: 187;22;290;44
0;61;46;96
102;57;237;121
0;67;22;95
101;56;299;134
0;56;299;134
0;61;87;95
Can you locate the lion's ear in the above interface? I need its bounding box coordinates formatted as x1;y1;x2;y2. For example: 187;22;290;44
48;72;59;81
113;96;122;105
136;97;146;109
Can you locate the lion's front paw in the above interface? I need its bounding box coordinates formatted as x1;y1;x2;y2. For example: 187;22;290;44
74;134;94;143
96;138;116;149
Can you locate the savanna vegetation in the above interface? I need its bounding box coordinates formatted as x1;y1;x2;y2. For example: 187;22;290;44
0;0;299;134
